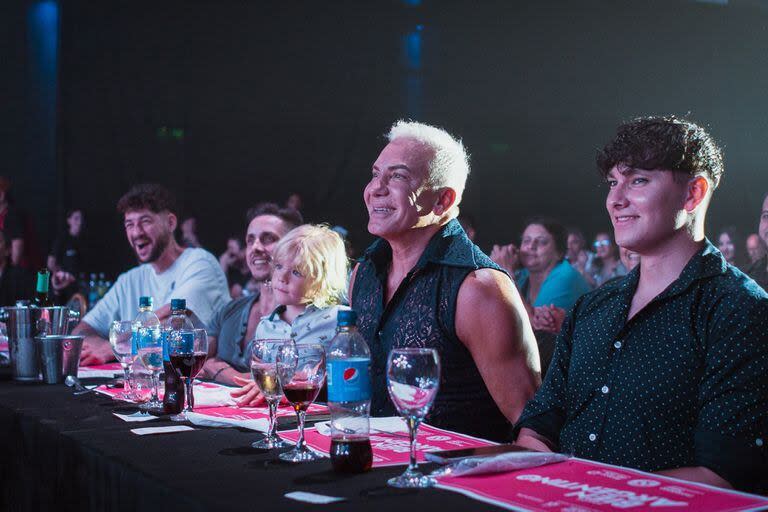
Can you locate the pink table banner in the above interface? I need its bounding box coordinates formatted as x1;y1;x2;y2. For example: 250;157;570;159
280;423;496;467
95;380;228;405
436;458;768;512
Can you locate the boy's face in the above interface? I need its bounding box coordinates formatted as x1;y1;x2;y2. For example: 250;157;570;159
271;253;308;306
605;165;690;255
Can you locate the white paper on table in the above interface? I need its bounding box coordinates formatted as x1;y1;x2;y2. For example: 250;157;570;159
113;411;159;423
78;368;121;379
315;416;407;437
190;384;237;408
284;492;346;504
131;425;195;435
185;411;270;432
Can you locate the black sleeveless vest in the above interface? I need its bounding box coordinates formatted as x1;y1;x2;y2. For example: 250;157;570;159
351;220;511;441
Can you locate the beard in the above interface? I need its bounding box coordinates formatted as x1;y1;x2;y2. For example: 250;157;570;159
141;230;172;263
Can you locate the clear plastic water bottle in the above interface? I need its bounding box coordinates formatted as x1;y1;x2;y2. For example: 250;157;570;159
132;296;161;362
161;298;193;415
327;309;373;473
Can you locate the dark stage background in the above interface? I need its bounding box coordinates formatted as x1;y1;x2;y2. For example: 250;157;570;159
4;0;768;277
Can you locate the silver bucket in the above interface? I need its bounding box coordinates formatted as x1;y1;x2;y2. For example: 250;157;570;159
36;335;85;384
0;306;81;382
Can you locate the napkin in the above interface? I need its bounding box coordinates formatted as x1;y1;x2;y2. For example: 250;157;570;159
113;410;158;423
315;416;407;437
190;383;237;408
185;411;270;432
434;451;569;477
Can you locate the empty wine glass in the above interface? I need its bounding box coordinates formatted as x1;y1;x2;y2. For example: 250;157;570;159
386;347;441;488
276;341;326;462
109;320;136;400
168;328;208;421
135;322;163;412
250;338;291;449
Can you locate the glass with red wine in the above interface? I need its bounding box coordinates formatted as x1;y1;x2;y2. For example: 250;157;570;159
168;328;208;421
276;341;326;462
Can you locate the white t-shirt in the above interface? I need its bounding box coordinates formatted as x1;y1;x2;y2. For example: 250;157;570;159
82;248;231;337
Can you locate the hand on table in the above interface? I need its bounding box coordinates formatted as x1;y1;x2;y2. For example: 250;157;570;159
80;339;115;365
231;375;266;407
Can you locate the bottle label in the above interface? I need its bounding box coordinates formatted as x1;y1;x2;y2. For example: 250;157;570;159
163;331;194;361
327;358;371;402
131;331;138;356
161;331;169;362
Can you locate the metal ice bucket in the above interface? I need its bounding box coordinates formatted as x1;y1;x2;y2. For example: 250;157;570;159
0;306;81;382
36;334;84;384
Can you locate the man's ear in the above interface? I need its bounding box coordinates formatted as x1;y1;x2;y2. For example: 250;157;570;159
684;176;709;213
433;187;457;216
167;212;178;232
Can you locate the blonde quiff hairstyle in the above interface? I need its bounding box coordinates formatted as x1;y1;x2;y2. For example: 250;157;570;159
270;224;349;308
387;120;470;207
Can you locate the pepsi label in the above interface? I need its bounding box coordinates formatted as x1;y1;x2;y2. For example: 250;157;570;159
163;331;194;361
327;358;371;402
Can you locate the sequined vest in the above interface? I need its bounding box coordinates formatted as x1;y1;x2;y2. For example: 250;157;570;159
351;220;510;441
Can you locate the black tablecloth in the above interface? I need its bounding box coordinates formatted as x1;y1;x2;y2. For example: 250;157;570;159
0;373;497;512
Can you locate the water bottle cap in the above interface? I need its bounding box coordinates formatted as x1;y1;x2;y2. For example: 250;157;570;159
139;296;153;308
170;298;186;311
337;309;357;326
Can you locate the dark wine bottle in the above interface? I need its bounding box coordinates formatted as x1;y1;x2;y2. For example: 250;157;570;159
33;269;52;307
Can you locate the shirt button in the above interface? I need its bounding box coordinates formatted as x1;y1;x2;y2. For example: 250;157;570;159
377;330;384;338
588;433;597;442
614;340;622;349
757;438;764;447
601;385;609;394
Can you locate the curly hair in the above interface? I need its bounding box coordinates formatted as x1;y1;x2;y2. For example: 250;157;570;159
116;183;178;215
597;116;724;189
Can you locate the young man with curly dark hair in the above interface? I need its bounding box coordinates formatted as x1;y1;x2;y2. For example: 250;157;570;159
515;116;768;493
73;183;231;365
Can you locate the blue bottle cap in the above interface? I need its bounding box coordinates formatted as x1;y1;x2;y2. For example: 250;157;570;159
337;309;357;326
170;298;186;311
139;296;153;308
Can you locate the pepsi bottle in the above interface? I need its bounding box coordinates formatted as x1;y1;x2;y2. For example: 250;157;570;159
326;310;373;473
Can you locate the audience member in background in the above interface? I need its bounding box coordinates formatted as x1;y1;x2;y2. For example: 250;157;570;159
746;193;768;290
494;219;590;375
515;116;768;493
565;228;594;277
286;193;303;213
231;224;349;405
47;209;88;302
619;246;640;272
715;226;744;269
746;233;766;265
201;203;302;390
219;235;249;298
584;232;627;288
0;230;33;306
180;216;202;248
457;213;477;241
73;184;231;365
350;120;539;441
0;177;24;268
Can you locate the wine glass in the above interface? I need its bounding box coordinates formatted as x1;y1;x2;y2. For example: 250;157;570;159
276;341;326;462
250;338;291;449
168;328;208;421
109;320;136;400
386;347;441;488
135;323;163;412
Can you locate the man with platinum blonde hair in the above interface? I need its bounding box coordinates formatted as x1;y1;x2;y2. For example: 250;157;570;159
350;120;540;441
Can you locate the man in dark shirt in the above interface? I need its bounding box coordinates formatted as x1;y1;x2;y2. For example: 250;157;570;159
746;193;768;290
515;116;768;493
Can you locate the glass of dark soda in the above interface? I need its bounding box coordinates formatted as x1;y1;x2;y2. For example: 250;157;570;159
168;328;208;421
